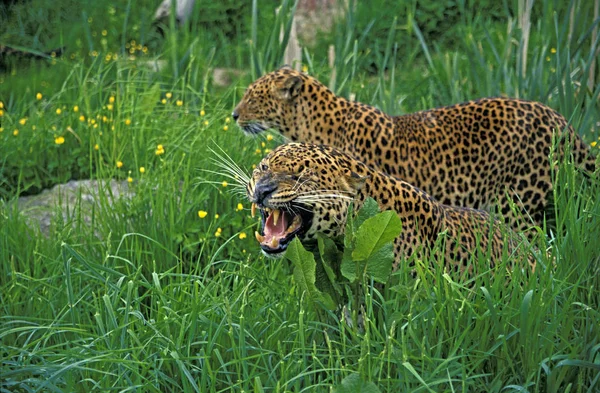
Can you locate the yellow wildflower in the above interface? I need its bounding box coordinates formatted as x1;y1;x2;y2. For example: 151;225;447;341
302;64;308;73
0;109;3;117
550;48;557;54
73;105;79;112
79;115;85;122
56;108;62;115
223;125;228;131
109;96;115;104
155;144;165;155
261;142;266;148
0;102;3;109
139;167;145;174
161;98;167;104
198;210;208;218
215;228;222;237
36;92;42;100
200;110;205;116
13;129;18;136
125;119;131;125
239;232;247;240
237;203;243;211
107;104;113;111
225;117;230;124
215;214;219;219
592;141;598;148
176;100;183;106
127;177;133;183
221;181;228;187
55;136;65;145
94;144;99;150
102;29;107;36
19;118;27;125
267;135;273;141
203;120;209;126
116;161;123;168
166;92;172;99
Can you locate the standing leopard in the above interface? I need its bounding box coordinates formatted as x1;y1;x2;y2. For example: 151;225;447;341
234;67;597;235
246;142;535;273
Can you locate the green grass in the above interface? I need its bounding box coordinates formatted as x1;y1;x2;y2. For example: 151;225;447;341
1;0;600;391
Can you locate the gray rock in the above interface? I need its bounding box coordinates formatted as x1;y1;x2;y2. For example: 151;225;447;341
16;179;134;236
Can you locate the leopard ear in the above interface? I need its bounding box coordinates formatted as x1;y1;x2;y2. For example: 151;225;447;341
273;74;303;101
339;171;368;193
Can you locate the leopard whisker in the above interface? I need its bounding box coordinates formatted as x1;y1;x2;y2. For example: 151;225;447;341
199;169;247;188
292;176;311;192
295;191;354;201
291;202;314;213
208;145;251;184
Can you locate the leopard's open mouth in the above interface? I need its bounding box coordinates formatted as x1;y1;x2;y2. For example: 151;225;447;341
251;203;313;256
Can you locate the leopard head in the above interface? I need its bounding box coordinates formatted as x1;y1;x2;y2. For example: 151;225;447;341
246;142;367;257
233;66;305;136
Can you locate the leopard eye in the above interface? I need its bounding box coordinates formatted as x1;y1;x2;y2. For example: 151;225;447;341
260;162;268;171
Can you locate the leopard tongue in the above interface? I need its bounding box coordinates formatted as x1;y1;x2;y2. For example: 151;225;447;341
262;209;289;246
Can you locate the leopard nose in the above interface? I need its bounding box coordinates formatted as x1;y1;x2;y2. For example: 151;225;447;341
254;179;277;205
231;110;239;122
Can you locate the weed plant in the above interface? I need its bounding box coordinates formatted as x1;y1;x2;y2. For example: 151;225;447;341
1;0;599;391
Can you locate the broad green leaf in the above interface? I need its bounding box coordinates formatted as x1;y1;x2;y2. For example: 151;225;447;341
340;246;357;283
341;241;394;284
344;202;356;249
354;197;381;229
317;236;343;296
365;242;394;283
286;238;335;310
352;210;402;261
332;374;381;393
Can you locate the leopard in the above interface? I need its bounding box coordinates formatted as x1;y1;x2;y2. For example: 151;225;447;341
234;66;597;236
246;142;536;274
